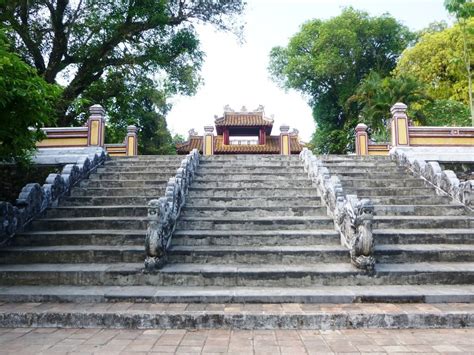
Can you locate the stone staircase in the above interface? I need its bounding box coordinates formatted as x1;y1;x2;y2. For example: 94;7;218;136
0;155;183;281
0;154;474;316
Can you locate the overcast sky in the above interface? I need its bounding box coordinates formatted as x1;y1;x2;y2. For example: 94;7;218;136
167;0;451;141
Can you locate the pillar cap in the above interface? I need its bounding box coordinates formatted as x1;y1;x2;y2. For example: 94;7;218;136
204;125;214;133
127;125;137;133
89;104;105;117
390;102;408;115
355;123;368;132
280;124;290;133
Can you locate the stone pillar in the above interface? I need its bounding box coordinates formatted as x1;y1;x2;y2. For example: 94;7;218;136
87;104;105;147
203;125;214;156
280;124;291;155
223;128;229;145
355;123;369;156
390;102;410;147
125;125;138;156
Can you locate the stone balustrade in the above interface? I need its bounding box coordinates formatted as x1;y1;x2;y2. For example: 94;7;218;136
37;105;138;157
144;148;200;270
299;148;375;271
391;148;473;208
0;149;107;246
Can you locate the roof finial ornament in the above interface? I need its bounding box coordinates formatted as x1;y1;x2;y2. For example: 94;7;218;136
290;128;299;136
240;105;248;112
254;105;264;112
188;128;198;137
224;104;234;112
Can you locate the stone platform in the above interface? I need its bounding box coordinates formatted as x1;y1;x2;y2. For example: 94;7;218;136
1;302;473;330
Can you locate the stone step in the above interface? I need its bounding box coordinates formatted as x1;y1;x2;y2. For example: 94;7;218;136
197;167;305;174
321;155;391;162
373;216;474;229
199;160;304;166
190;180;312;189
1;285;473;304
12;230;145;247
45;206;148;218
81;179;169;188
374;204;469;216
344;187;435;197
97;165;183;172
70;187;164;197
201;155;301;162
0;245;144;264
365;195;453;205
375;244;474;263
180;205;327;217
322;162;398;168
60;196;152;206
187;187;318;198
2;262;474;287
30;217;147;231
341;178;427;188
194;172;303;181
110;156;184;161
327;167;405;174
336;172;409;179
168;245;349;264
184;196;322;207
374;229;474;245
89;172;178;180
175;216;334;231
172;230;340;246
1;301;472;329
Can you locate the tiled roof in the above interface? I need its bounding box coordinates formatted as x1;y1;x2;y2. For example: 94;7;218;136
215;113;274;127
176;135;304;154
176;136;203;154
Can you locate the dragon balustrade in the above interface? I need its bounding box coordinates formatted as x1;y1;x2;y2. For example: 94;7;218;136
391;149;473;208
0;150;107;246
300;148;375;271
144;148;200;270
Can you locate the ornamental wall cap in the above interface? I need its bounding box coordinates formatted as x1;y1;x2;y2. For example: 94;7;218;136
89;104;105;117
390;102;408;115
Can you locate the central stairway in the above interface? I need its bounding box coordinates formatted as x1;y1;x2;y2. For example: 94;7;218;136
0;154;473;306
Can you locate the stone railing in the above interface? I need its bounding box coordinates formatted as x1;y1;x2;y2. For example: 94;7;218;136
0;150;107;246
144;148;200;270
355;102;474;157
104;125;138;157
391;149;473;208
37;104;138;157
300;148;375;271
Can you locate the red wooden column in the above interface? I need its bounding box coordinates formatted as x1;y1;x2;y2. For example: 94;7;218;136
223;128;229;145
258;127;266;145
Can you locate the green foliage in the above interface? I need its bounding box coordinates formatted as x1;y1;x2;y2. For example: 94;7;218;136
348;71;429;138
0;31;61;163
419;99;470;126
444;0;474;20
269;8;413;153
172;134;186;145
73;68;175;155
395;20;472;105
1;0;246;125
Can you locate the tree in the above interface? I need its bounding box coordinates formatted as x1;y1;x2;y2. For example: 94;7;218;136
0;31;61;163
444;0;474;124
395;19;473;112
1;0;245;125
269;8;413;153
74;67;176;154
348;71;429;139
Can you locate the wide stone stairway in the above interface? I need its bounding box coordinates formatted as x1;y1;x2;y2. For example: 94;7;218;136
0;154;473;329
0;156;183;288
